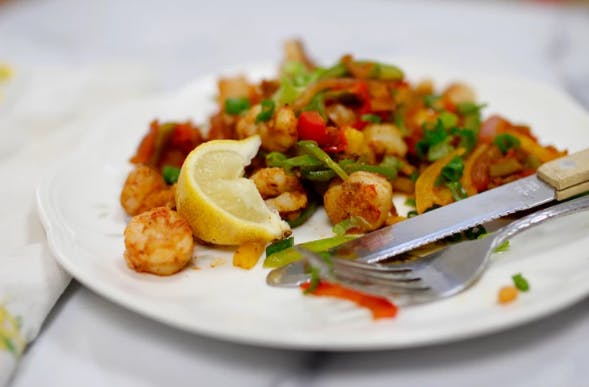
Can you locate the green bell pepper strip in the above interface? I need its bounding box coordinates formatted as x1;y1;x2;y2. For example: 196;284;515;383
265;236;294;257
266;153;323;172
300;168;336;181
263;235;357;268
287;200;319;228
297;140;349;180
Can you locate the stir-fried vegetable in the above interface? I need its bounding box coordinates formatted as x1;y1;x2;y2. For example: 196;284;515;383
128;39;567;269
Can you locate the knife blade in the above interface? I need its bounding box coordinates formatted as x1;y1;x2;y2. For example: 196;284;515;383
267;148;589;287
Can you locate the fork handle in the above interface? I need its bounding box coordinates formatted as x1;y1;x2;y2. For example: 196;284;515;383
493;194;589;246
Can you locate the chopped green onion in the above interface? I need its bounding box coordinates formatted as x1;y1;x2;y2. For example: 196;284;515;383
445;181;467;201
494;240;510;253
416;119;450;161
224;97;250;115
427;140;453;161
457;103;486;131
263;235;357;268
512;273;529;291
451;127;477;153
162;166;181;185
441;156;464;182
297;140;349;180
405;198;416;207
265;237;294;257
438;111;458;129
361;113;382;123
255;99;275;123
493;133;521;154
332;216;369;236
409;171;420;182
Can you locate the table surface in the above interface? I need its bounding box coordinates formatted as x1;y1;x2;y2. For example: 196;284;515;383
3;0;589;386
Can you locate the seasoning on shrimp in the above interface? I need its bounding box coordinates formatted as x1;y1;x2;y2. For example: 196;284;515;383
120;165;171;216
124;206;194;276
323;171;394;233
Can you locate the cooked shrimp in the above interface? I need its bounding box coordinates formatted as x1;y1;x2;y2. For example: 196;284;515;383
250;167;302;198
323;171;393;232
218;76;254;108
442;82;476;105
235;104;262;139
124;206;194;276
236;105;298;152
140;185;176;212
363;123;408;158
120;165;168;216
265;191;308;214
262;106;298;152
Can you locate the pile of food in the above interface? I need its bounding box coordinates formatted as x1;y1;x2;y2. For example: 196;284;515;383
120;40;565;287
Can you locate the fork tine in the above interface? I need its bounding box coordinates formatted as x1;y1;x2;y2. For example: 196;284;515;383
295;246;430;293
334;270;430;291
333;258;415;273
333;264;422;283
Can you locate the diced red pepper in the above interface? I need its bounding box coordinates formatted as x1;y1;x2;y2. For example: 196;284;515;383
322;126;347;153
297;111;329;146
300;280;398;319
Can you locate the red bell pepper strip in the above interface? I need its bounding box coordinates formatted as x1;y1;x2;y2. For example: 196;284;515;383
300;280;398;319
297;111;330;146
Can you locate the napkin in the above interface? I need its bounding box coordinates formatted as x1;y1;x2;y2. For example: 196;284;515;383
0;64;156;386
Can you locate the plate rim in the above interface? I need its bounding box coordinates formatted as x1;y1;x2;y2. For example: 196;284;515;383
36;64;589;351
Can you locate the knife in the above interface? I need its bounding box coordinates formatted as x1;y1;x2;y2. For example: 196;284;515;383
267;148;589;287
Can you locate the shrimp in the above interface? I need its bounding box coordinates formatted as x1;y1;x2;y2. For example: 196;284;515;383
250;167;308;215
265;191;308;214
323;171;393;232
120;165;167;216
124;206;194;276
250;167;302;198
442;82;476;106
236;105;298;152
363;123;408;158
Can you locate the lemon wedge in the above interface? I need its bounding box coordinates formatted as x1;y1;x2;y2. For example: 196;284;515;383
176;135;290;245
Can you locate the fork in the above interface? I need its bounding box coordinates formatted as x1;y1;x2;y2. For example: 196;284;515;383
267;194;589;304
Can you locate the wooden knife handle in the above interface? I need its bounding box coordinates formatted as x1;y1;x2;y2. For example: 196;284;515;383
537;148;589;200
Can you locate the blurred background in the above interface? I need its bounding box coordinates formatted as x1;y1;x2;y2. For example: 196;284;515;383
1;1;589;386
1;0;588;107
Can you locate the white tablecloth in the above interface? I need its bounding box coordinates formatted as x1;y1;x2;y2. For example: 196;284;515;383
2;0;588;386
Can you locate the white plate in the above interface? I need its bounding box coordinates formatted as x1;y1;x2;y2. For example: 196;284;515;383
37;62;589;350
